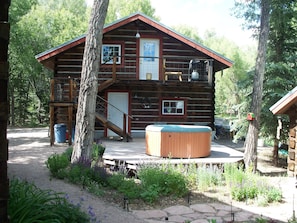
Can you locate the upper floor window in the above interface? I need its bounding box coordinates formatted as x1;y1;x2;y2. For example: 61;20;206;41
101;44;121;64
162;99;185;115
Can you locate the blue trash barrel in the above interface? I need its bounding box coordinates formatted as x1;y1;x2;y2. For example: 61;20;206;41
54;123;66;143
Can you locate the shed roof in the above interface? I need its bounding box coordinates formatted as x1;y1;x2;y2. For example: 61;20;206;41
269;86;297;115
36;12;233;70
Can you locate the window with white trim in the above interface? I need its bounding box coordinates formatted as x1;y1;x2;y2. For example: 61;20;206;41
162;100;185;115
101;44;121;64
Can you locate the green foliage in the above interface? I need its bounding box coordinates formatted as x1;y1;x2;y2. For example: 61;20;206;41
261;0;297;141
106;0;158;24
9;178;89;223
138;164;189;202
92;142;105;161
196;166;223;191
223;163;282;205
8;0;89;126
46;153;70;178
64;147;74;161
107;173;125;189
46;149;283;206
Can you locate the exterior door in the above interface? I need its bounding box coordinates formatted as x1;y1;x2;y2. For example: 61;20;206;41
139;38;160;80
107;92;129;137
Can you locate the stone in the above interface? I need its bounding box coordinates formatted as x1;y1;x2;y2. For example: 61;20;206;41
190;204;216;213
163;205;194;215
133;209;167;219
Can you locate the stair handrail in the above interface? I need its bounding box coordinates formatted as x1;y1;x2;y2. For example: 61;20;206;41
96;95;133;120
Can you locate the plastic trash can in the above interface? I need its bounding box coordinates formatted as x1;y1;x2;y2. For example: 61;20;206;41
54;123;66;143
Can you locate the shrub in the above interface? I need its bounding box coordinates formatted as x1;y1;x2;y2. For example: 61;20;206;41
92;142;105;160
223;163;246;186
196;166;223;191
9;178;89;223
138;164;188;202
107;173;125;189
68;156;98;186
63;147;73;161
46;153;70;178
223;163;283;205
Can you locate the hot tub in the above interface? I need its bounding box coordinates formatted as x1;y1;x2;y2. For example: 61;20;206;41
145;124;212;158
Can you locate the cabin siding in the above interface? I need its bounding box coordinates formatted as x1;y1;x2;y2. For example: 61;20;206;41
38;13;231;144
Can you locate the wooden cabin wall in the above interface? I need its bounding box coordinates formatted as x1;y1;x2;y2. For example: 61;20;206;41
105;81;215;130
286;106;297;177
53;23;212;81
51;22;216;134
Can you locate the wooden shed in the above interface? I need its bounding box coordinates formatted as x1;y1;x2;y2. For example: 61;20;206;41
36;13;233;145
270;86;297;176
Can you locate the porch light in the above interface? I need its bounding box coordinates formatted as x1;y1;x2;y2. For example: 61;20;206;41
135;30;140;38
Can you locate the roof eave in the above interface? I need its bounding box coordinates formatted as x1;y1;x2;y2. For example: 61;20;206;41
36;12;233;70
269;86;297;115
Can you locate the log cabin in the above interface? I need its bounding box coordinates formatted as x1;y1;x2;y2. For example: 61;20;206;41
35;13;233;145
270;86;297;177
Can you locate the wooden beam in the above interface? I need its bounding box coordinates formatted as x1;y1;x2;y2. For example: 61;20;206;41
50;105;55;146
0;0;10;221
68;105;73;145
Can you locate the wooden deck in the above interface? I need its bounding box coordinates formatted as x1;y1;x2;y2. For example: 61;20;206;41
102;138;244;171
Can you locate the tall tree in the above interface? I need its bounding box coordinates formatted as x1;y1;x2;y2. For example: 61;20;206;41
106;0;158;24
0;0;10;221
244;0;271;171
261;0;297;165
8;0;89;126
71;0;109;162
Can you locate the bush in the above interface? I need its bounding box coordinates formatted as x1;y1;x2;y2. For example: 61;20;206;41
138;165;188;202
196;166;223;191
92;142;105;161
46;153;70;178
223;163;283;205
9;178;89;223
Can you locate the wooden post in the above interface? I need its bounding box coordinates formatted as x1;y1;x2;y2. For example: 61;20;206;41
208;60;213;86
50;79;55;101
123;113;127;141
0;0;10;221
69;79;73;102
50;104;55;146
112;56;116;81
68;105;73;145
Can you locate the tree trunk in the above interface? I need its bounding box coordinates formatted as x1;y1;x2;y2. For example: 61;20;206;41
244;0;270;172
273;138;279;166
71;0;109;162
0;0;10;222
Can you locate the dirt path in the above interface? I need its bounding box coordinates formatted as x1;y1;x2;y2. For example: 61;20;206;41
7;128;143;223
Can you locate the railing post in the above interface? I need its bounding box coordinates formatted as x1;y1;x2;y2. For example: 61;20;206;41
123;113;127;140
112;56;116;81
69;78;73;102
50;79;55;101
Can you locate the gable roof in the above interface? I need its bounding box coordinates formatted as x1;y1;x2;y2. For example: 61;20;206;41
36;12;233;70
270;86;297;115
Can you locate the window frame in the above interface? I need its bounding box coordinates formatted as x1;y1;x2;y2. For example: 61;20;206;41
101;44;122;64
161;98;186;116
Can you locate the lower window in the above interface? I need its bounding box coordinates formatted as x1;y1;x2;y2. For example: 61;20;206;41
162;100;185;115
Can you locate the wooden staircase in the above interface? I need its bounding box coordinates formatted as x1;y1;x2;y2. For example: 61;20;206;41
95;112;132;141
96;73;133;141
